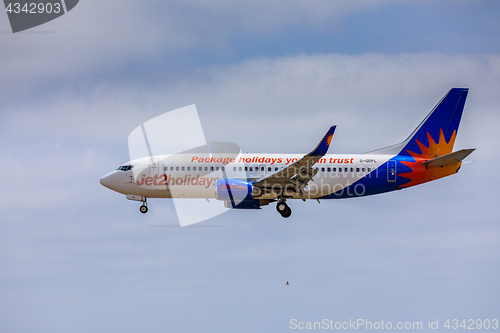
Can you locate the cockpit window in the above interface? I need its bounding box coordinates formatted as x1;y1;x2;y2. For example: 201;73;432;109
117;165;132;171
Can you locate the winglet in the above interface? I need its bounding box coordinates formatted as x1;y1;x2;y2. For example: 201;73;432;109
308;126;336;156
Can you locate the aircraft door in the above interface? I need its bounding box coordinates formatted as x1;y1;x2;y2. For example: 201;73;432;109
387;160;397;182
149;158;159;177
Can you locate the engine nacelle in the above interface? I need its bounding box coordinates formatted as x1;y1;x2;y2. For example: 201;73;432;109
215;179;263;209
214;179;253;202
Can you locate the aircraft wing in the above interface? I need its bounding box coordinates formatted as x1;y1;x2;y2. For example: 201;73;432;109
253;126;336;197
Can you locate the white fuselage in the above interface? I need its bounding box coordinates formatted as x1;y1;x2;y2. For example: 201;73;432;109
100;153;394;200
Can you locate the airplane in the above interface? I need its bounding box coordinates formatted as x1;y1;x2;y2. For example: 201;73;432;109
100;88;474;218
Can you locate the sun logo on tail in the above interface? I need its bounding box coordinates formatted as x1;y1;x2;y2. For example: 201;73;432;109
325;133;334;147
399;129;458;188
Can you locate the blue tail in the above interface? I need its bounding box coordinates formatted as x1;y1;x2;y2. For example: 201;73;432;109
371;88;468;158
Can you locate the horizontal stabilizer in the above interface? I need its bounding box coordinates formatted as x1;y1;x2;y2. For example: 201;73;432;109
422;148;475;167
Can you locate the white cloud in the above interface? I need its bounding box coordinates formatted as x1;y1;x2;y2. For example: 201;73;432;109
0;0;415;99
4;52;498;150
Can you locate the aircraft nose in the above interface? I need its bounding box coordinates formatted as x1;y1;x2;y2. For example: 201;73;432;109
100;172;115;189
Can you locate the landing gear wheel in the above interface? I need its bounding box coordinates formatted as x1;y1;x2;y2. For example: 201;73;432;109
276;200;291;218
276;201;288;213
140;205;148;214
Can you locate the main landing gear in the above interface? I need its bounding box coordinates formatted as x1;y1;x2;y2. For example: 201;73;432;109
276;200;291;218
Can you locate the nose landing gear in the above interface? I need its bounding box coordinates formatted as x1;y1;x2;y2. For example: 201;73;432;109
140;198;148;214
276;200;291;218
125;194;149;214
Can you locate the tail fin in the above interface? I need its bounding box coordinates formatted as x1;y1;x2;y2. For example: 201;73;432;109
371;88;469;158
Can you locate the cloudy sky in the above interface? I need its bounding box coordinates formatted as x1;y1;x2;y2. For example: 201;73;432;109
1;1;499;332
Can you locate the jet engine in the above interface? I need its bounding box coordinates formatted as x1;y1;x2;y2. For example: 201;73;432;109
214;179;261;209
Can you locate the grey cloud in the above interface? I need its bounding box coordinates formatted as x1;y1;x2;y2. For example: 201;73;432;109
0;0;409;100
6;53;496;151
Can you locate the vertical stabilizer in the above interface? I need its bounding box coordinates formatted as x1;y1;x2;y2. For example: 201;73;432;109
370;88;468;157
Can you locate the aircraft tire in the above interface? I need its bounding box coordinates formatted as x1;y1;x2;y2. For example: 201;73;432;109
140;205;148;214
281;207;292;218
276;201;288;213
